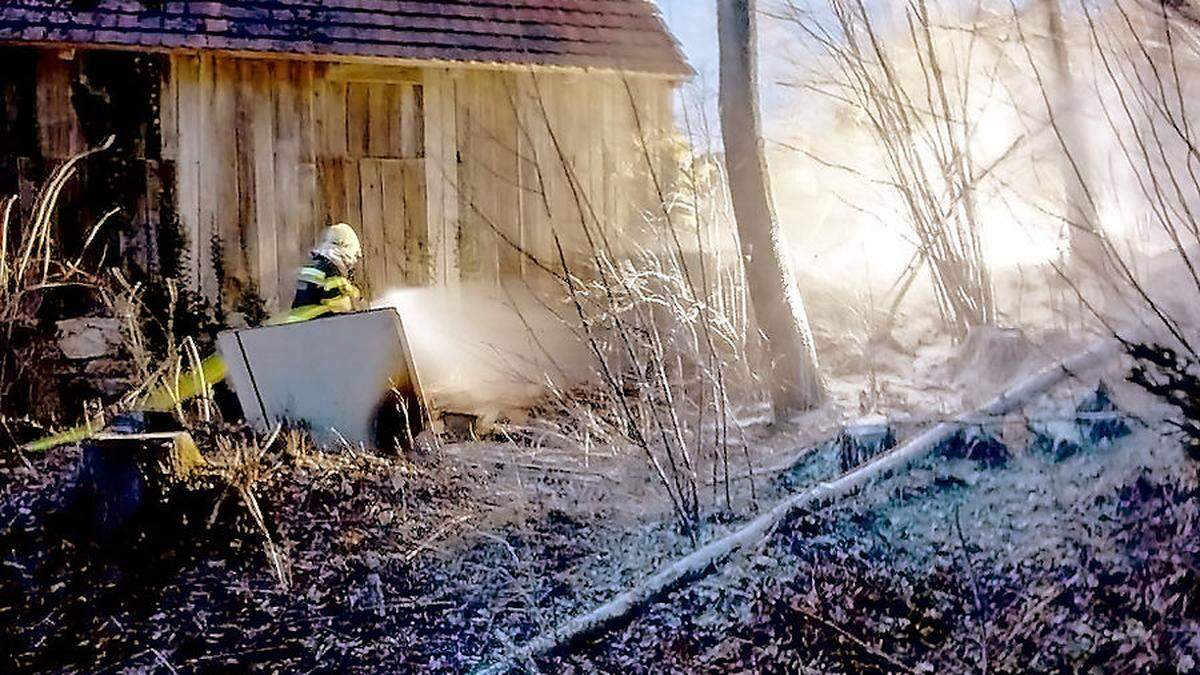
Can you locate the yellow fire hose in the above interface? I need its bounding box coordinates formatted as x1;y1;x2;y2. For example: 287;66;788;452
22;303;338;453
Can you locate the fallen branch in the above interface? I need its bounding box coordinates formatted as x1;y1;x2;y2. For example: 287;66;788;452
475;339;1124;673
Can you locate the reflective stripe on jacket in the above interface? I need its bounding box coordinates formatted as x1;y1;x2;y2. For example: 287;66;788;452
290;253;360;319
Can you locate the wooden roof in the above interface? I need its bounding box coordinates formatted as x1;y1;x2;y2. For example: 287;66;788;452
0;0;691;77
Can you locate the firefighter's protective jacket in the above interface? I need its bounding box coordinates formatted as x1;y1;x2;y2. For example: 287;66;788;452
291;253;361;316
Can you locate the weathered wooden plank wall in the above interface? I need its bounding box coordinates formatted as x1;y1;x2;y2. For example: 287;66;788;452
1;48;168;278
456;70;515;282
6;52;90;248
0;49;38;206
165;54;675;310
456;70;673;284
165;55;427;311
35;53;87;161
6;45;679;318
423;68;459;288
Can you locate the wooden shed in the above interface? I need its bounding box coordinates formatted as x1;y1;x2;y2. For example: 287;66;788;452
0;1;689;311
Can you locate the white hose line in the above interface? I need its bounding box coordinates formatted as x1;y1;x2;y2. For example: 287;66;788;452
476;339;1124;674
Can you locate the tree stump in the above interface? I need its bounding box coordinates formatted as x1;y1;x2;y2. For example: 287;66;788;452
1076;381;1132;445
837;416;896;472
1029;382;1131;461
938;426;1010;468
77;432;205;536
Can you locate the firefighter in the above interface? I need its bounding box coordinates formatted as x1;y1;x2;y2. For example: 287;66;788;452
28;223;368;451
290;222;364;321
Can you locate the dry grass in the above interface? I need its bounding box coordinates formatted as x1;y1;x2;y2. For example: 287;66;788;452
202;424;293;588
0;135;224;444
451;74;775;536
1;137;116;426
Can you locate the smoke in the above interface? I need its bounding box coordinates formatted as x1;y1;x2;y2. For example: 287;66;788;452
373;283;589;423
384;2;1200;419
763;0;1187;295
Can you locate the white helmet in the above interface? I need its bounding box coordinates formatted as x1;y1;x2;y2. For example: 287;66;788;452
314;222;362;273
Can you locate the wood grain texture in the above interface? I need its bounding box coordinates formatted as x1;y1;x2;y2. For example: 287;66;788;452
234;59;260;290
160;60;179;161
403;161;429;286
34;52;84;160
273;61;302;299
493;72;523;278
326;64;423;84
342;160;363;248
248;60;279;306
324;79;349;159
159;56;676;306
317;158;346;225
386;85;403;160
295;62;319;257
212;57;243;309
172;54;203;291
456;72;480;281
380;159;408;287
296;61;316;165
358;158;386;294
401;84;424;159
347;82;369;159
196;54;218;298
423;68;460;286
367;84;389;159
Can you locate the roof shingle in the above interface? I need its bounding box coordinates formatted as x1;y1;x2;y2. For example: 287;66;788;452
0;0;691;76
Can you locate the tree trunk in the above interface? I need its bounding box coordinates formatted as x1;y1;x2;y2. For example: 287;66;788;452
718;0;823;414
1044;0;1106;272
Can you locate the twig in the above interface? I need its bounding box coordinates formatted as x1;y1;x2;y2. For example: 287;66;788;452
150;648;180;675
954;504;990;675
793;605;917;674
238;484;290;590
404;514;473;562
474;531;522;566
